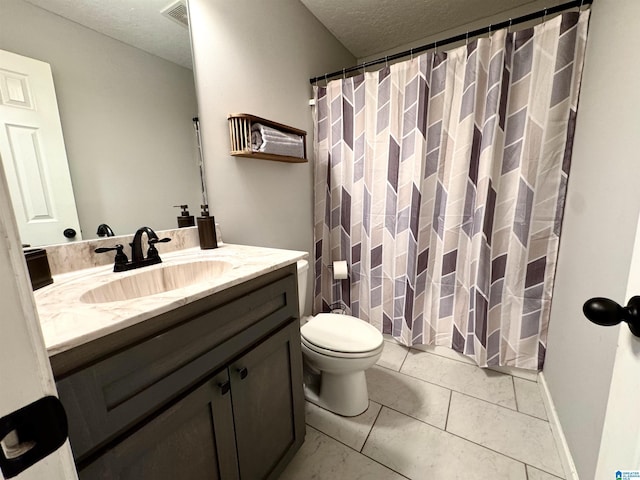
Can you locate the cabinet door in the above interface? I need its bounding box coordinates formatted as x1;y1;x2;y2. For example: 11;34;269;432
78;371;239;480
230;322;305;480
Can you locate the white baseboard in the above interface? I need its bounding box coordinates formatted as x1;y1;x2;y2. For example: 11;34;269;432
538;372;579;480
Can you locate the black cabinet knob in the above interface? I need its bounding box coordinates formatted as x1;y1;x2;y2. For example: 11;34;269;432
63;228;76;239
237;367;248;380
218;381;230;395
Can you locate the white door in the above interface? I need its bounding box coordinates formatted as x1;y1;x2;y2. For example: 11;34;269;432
0;157;77;478
594;208;640;477
0;49;81;246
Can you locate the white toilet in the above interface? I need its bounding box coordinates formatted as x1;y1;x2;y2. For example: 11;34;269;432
297;260;384;417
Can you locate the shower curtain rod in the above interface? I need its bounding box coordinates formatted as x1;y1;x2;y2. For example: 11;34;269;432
309;0;593;85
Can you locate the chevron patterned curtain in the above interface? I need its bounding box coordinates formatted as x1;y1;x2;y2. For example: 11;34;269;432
313;11;590;370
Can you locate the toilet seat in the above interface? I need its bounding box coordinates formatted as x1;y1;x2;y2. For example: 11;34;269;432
300;313;383;357
302;336;383;359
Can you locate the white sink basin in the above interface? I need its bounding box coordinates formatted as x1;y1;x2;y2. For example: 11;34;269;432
80;260;233;304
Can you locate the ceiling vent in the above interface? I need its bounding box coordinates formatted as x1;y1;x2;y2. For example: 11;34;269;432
161;1;189;28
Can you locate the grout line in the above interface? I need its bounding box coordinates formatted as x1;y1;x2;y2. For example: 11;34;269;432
443;393;563;478
377;359;548;422
442;427;545;476
380;364;520;412
308;402;560;479
444;388;453;431
372;406;536;477
389;340;539;381
360;403;384;453
512;375;520;412
398;346;410;371
524;464;564;480
356;407;411;480
372;402;449;431
306;422;411;479
450;389;553;423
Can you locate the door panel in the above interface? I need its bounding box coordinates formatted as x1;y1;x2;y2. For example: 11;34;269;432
0;49;81;246
231;324;305;480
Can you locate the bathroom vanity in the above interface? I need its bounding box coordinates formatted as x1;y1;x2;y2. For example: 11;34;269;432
35;244;306;480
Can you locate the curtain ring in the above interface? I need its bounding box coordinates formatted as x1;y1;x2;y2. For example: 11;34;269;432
543;8;547;23
434;41;438;54
342;68;346;80
465;31;469;46
324;73;328;85
508;18;512;33
410;48;414;60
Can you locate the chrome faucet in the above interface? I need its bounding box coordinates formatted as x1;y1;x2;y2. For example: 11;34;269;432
95;226;171;272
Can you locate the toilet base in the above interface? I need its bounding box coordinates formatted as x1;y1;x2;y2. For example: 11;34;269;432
304;369;370;417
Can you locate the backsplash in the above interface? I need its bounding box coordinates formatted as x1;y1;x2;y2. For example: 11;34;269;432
44;227;200;275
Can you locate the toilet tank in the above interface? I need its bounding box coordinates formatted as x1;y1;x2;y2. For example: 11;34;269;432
296;259;309;316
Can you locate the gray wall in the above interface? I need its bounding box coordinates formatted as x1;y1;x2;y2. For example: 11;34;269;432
0;0;201;241
544;0;640;477
188;0;355;313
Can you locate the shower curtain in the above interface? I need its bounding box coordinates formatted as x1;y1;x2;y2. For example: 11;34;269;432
313;11;590;370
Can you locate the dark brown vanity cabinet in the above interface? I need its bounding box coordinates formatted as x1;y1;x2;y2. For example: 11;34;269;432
52;265;305;480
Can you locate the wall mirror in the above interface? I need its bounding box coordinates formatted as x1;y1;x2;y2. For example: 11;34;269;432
0;0;203;247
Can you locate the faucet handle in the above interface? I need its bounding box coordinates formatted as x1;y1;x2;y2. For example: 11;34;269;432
148;237;171;245
95;244;129;269
147;237;171;260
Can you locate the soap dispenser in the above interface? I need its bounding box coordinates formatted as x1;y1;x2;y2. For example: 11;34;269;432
197;204;218;249
174;205;195;228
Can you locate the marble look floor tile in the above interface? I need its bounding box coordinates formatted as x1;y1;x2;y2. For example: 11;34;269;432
526;465;565;480
362;407;526;480
305;400;382;451
446;392;564;477
278;426;406;480
400;349;517;409
366;365;450;429
376;341;410;371
514;377;548;420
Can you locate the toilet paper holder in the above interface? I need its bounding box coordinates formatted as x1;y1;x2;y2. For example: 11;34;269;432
583;296;640;337
328;261;350;315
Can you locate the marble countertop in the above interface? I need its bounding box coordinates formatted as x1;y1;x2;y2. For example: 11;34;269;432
34;244;307;357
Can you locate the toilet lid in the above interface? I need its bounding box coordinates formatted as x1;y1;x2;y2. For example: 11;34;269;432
301;313;383;353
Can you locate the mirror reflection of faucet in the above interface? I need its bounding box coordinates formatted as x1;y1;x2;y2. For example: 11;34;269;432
95;226;171;272
96;223;115;237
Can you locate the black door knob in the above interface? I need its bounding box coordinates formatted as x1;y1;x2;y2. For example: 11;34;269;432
583;296;640;337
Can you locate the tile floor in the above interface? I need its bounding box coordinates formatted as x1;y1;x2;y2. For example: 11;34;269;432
279;339;565;480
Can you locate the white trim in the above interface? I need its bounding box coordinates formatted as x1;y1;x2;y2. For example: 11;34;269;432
488;364;538;381
0;153;78;478
539;372;579;480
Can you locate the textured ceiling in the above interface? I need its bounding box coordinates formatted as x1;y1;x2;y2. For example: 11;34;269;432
23;0;192;69
23;0;545;69
300;0;537;58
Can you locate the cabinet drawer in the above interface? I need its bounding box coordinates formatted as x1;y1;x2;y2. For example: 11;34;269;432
57;271;297;462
